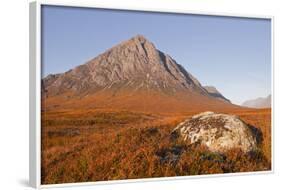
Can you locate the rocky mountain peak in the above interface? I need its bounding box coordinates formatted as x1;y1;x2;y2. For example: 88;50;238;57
42;35;230;103
131;34;150;44
119;34;158;63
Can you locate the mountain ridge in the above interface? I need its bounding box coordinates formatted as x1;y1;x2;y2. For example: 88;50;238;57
203;86;231;103
242;95;271;108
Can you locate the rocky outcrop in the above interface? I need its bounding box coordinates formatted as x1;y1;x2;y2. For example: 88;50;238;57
171;112;261;153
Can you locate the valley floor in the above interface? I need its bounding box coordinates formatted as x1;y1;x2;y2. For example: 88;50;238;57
41;108;271;184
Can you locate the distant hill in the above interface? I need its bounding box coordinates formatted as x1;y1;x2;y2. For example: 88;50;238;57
242;95;271;108
42;35;239;113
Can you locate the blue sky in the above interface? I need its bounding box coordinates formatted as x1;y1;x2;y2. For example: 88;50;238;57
42;5;271;105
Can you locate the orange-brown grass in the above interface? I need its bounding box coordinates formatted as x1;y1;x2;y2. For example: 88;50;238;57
234;109;271;161
42;90;244;114
41;108;271;184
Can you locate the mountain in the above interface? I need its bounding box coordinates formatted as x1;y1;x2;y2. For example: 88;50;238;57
242;95;271;108
42;35;237;113
43;35;208;96
203;86;231;103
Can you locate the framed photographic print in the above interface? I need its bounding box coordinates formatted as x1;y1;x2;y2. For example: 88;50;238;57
29;1;273;188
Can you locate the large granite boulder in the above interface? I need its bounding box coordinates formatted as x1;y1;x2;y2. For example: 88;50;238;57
171;112;261;153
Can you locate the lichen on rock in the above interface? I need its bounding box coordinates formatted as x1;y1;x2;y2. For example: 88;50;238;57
171;112;261;153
